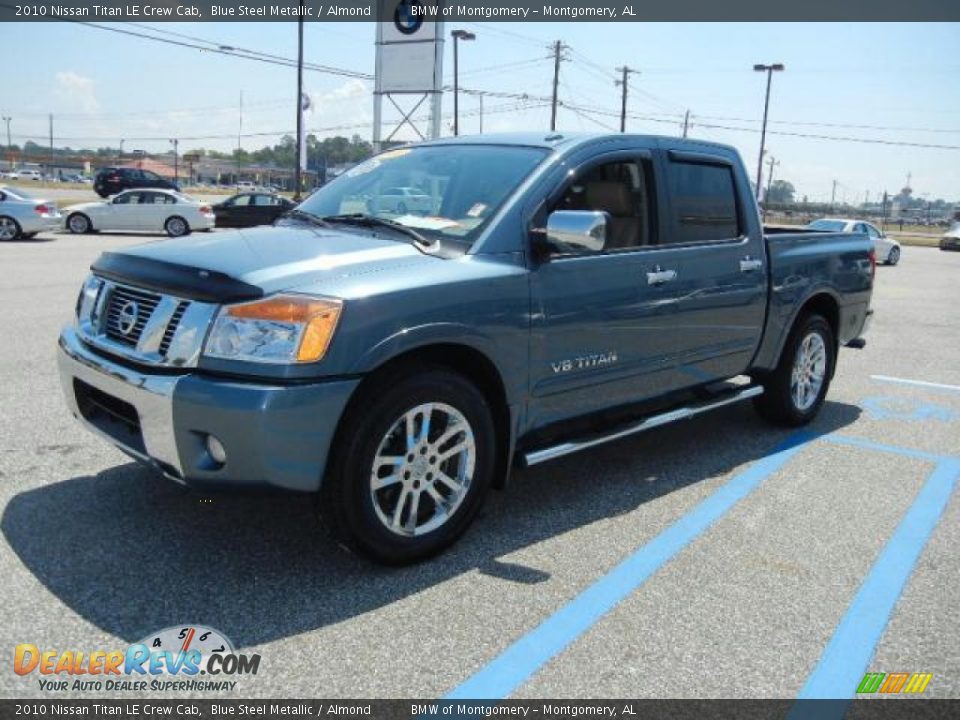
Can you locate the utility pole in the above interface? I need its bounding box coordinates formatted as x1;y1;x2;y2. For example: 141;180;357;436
550;41;569;132
763;155;779;219
2;116;10;170
169;139;179;185
752;63;784;200
451;29;476;137
830;179;837;213
48;113;54;177
238;90;243;154
682;109;690;138
294;0;305;200
614;66;639;132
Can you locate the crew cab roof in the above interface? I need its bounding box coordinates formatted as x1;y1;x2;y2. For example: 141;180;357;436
417;132;738;155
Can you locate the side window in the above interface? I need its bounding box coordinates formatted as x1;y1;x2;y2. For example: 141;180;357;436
113;192;136;204
552;159;655;251
231;195;252;207
866;224;880;238
664;160;740;244
253;194;277;206
143;171;161;182
854;223;866;234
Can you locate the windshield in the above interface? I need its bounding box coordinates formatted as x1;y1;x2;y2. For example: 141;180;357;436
298;144;548;243
807;219;848;232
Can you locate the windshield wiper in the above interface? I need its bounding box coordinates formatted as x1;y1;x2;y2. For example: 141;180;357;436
282;208;331;228
321;213;435;250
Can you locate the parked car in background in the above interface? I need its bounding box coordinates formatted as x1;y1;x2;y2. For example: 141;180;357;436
1;170;19;180
373;186;433;215
17;169;43;182
806;217;901;265
0;185;61;240
63;189;214;237
236;181;258;192
212;192;295;228
94;167;180;198
941;221;960;251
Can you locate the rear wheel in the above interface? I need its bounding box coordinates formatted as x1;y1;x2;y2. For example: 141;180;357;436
164;216;189;237
0;216;21;241
754;313;835;426
319;368;495;565
67;213;91;234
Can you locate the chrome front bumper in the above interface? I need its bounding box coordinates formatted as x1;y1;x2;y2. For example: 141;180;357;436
58;325;183;478
58;325;361;491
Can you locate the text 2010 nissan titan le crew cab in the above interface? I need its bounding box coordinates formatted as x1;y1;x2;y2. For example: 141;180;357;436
58;134;874;564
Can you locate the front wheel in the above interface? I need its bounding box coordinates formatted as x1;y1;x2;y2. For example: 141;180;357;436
887;246;900;265
754;313;835;427
319;368;496;565
67;213;91;234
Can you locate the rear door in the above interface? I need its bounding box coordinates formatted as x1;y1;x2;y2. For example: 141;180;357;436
653;148;767;384
137;191;173;231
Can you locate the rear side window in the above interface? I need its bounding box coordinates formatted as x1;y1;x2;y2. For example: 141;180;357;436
664;160;740;244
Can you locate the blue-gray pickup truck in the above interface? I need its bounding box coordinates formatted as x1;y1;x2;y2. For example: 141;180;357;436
58;133;874;563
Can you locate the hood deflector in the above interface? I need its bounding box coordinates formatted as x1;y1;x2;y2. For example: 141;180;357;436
91;252;264;303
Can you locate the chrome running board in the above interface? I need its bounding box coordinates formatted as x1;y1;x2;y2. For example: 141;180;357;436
523;385;764;467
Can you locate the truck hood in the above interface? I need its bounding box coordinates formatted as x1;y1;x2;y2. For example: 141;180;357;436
91;223;441;301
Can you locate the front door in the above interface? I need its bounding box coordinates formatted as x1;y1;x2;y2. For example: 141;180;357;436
528;153;685;428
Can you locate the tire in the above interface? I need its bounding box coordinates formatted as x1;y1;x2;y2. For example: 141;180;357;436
67;213;92;234
164;216;189;237
0;216;22;241
754;313;835;427
319;368;496;565
22;232;38;239
887;246;900;265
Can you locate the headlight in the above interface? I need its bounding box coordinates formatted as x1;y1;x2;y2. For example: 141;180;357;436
203;294;342;364
76;275;103;321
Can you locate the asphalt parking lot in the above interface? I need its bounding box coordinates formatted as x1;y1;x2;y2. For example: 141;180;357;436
1;230;957;700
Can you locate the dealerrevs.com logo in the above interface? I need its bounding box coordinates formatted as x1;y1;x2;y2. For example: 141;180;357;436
14;625;261;693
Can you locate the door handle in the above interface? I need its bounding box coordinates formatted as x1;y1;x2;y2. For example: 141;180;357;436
739;257;763;272
646;268;677;286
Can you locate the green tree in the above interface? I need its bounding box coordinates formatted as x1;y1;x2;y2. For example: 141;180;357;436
767;179;796;204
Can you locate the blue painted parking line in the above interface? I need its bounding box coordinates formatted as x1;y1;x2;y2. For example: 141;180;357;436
824;434;954;463
794;457;960;709
445;431;817;700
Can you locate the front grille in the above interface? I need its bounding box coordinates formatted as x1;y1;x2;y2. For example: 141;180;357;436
104;285;162;347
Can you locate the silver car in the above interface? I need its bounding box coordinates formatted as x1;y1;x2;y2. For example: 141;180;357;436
807;218;901;265
0;186;62;240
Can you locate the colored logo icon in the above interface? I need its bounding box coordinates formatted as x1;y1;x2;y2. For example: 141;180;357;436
393;0;424;35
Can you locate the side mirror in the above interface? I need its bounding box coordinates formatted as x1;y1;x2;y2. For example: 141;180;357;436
543;210;609;255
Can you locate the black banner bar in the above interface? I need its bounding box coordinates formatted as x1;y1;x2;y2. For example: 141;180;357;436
1;700;960;720
1;1;959;23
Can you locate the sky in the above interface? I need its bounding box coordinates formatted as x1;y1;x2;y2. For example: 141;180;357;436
1;21;958;203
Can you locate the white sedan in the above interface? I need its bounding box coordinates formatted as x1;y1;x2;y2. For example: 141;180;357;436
63;189;215;237
0;185;61;240
806;218;901;265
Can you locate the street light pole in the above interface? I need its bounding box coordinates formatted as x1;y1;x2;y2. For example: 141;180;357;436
451;30;476;136
294;1;305;200
169;138;179;186
2;116;11;170
753;63;784;200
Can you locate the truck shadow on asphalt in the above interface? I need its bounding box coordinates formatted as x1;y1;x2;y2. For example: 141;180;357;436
3;400;860;648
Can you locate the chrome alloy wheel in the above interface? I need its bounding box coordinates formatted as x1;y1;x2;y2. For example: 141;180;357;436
370;402;476;537
791;332;827;412
166;217;187;236
0;217;19;240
